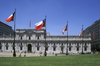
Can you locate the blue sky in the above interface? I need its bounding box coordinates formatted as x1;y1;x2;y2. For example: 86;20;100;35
0;0;100;35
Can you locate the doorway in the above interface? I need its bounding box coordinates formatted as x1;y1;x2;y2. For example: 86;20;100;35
28;44;32;52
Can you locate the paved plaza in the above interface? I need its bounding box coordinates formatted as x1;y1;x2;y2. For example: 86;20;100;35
0;51;80;57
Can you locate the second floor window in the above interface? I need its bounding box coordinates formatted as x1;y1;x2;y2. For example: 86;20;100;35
29;36;31;40
37;36;39;40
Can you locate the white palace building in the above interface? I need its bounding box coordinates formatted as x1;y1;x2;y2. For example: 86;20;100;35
0;29;91;54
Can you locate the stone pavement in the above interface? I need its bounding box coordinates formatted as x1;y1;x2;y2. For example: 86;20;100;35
0;52;57;57
0;52;79;57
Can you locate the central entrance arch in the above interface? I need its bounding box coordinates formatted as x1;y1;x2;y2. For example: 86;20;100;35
28;44;32;52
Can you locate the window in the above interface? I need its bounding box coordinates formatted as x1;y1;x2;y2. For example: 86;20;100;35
84;43;87;51
69;47;71;51
37;43;39;51
6;43;8;50
69;43;71;51
77;47;79;51
53;43;56;51
29;36;31;40
61;43;64;53
46;47;48;51
0;43;1;49
45;44;48;51
21;36;22;40
37;36;39;40
37;47;39;51
77;43;79;51
20;43;23;50
61;43;63;51
53;47;56;51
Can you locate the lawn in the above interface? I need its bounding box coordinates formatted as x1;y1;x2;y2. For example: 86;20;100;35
0;54;100;66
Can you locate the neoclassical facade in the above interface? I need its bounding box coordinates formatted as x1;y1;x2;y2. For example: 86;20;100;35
0;29;91;54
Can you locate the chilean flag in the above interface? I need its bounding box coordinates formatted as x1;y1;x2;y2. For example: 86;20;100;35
5;12;15;22
35;19;46;30
62;25;67;34
79;28;83;38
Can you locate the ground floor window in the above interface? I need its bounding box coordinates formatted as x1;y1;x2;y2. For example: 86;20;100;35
69;43;71;51
45;46;48;51
45;44;49;51
0;43;1;49
84;47;87;51
77;47;79;51
28;44;32;52
84;43;87;51
53;43;56;51
53;47;56;51
77;44;79;51
20;43;23;50
37;47;39;51
69;47;71;51
61;43;64;53
12;43;14;50
37;43;39;51
6;43;9;50
46;47;48;51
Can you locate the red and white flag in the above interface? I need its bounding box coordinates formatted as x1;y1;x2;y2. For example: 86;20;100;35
79;28;83;37
62;25;67;34
35;19;46;30
5;12;15;22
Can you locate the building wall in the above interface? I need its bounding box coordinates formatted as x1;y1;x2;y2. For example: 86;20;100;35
83;19;100;51
0;21;14;36
0;42;91;54
0;29;91;54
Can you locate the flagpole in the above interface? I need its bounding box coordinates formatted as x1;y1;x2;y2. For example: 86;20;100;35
44;15;47;56
13;8;16;57
82;25;84;54
30;20;31;29
66;21;68;55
